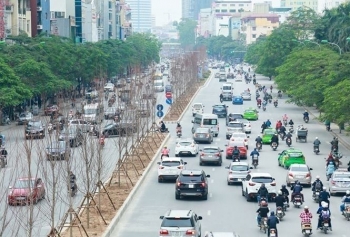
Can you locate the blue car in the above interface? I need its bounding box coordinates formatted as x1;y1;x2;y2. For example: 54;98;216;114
232;96;244;105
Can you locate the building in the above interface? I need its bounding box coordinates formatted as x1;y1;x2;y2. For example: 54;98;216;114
213;0;253;14
198;8;212;37
240;13;279;44
269;7;291;23
317;0;350;13
253;2;269;13
94;0;119;41
34;0;51;37
120;0;132;39
126;0;151;32
50;0;76;41
1;0;13;39
280;0;317;11
228;13;242;39
151;14;155;28
5;0;32;37
182;0;213;20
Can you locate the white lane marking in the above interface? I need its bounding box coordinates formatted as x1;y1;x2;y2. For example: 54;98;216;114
207;210;211;216
211;179;214;183
209;192;213;198
216;138;221;142
212;168;215;171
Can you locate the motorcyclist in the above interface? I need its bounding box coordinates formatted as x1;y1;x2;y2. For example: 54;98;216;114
278;90;282;98
275;120;282;131
232;146;240;161
340;190;350;214
282;114;288;125
280;184;290;203
312;176;323;194
300;206;313;233
270;133;279;146
262;99;267;109
261;122;267;133
313;137;321;151
265;119;271;127
257;183;269;204
0;147;7;165
160;121;167;132
319;187;330;207
326;153;335;166
69;171;77;192
269;85;273;92
219;93;223;102
275;191;286;214
250;148;260;164
317;202;332;231
256;201;269;226
303;110;309;120
257;98;262;106
279;125;286;137
289;119;294;126
161;146;170;159
326;161;336;179
267;211;279;237
291;181;304;202
330;137;338;151
255;135;262;149
176;122;182;133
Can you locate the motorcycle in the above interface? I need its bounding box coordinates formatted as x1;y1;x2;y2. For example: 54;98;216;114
289;125;294;133
262;105;266;111
269;228;277;237
278;92;282;98
283;198;289;211
303;116;309;123
301;222;312;236
159;128;169;133
257;104;261;109
0;155;6;168
268;99;272;104
48;123;53;134
279;132;285;141
274;101;278;108
256;142;262;151
286;137;292;147
313;145;320;155
293;194;303;208
343;203;350;220
260;217;268;233
320;218;330;233
312;190;320;203
271;142;278;151
69;182;77;197
283;120;287;127
232;154;240;162
252;156;259;169
326;124;331;131
276;206;284;220
176;128;182;138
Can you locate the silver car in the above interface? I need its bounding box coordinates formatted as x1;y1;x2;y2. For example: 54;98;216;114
286;164;313;187
193;128;213;144
226;121;245;139
225;162;252;185
241;92;251;100
199;146;223;166
329;170;350;195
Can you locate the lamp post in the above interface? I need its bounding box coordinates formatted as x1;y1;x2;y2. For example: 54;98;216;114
321;40;342;54
304;40;321;48
292;39;305;45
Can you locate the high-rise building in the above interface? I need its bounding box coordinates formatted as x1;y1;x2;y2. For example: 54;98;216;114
317;0;349;13
182;0;214;20
280;0;317;11
34;0;51;37
126;0;151;32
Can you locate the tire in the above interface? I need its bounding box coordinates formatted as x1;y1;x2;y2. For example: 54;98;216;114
175;193;180;200
245;189;251;202
175;154;179;157
199;161;203;166
241;187;245;196
218;161;222;166
202;194;208;200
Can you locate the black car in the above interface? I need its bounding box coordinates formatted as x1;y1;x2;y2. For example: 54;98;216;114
226;113;244;125
58;127;84;147
25;121;45;139
101;123;123;137
175;170;210;200
46;141;70;160
212;105;228;118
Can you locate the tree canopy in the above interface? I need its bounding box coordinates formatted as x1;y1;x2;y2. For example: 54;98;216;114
177;18;197;48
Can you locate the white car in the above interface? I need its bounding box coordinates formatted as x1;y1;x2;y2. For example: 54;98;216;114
226;161;252;185
241;172;277;202
157;157;187;183
104;82;115;92
68;119;90;133
229;132;249;149
175;139;199;157
237;119;252;134
192;103;204;116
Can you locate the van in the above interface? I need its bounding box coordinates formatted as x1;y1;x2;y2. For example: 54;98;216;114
83;103;104;124
192;103;204;116
221;83;233;101
154;79;164;92
191;113;219;137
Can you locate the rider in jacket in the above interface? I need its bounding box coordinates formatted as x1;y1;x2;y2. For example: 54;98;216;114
280;184;290;203
275;191;286;213
256;201;269;226
340;190;350;214
267;211;279;237
317;202;332;230
232;146;240;161
291;181;304;202
319;187;330;207
270;133;279;146
257;184;269;203
312;176;323;194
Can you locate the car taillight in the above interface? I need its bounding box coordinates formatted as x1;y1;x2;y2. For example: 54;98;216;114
159;166;164;169
201;182;206;187
177;166;183;169
200;153;204;156
271;182;276;186
306;173;310;178
206;134;210;138
288;173;293;177
177;182;182;187
249;182;255;186
215;153;220;156
331;180;335;185
186;230;196;235
160;229;169;235
194;133;198;137
229;171;232;174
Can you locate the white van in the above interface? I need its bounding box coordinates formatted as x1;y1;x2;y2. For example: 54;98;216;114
83;103;104;124
221;83;233;101
191;113;219;137
154;79;164;92
192;103;204;117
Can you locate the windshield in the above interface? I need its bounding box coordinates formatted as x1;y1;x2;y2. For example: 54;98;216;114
252;177;274;183
161;218;192;227
334;174;350;179
203;148;219;153
222;86;231;90
213;106;225;111
180;175;203;182
203;119;217;125
161;161;181;167
28;122;41;128
231;133;246;138
290;166;308;172
196;128;209;133
288;152;303;157
84;109;97;115
193;104;202;109
245;110;255;114
231;165;249;171
228;123;243;128
154;82;163;86
49;142;65;149
179;142;192;146
14;179;35;189
264;130;275;135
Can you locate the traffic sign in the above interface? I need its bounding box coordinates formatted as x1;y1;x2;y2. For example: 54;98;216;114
165;92;172;99
156;111;164;118
166;98;172;105
156;104;164;111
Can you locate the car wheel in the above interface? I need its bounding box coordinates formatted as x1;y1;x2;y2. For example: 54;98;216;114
202;194;208;200
175;154;179;157
245;189;251;202
175;193;180;200
158;178;162;183
218;161;222;166
241;187;245;196
199;161;203;166
278;160;281;166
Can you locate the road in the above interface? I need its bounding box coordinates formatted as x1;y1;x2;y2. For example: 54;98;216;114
0;72;171;237
111;66;350;237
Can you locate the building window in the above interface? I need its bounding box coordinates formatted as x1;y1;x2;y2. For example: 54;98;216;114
109;13;112;20
215;9;220;12
229;9;236;12
27;20;30;32
252;34;256;38
230;4;235;6
252;27;256;31
222;4;227;6
221;9;227;12
239;4;244;6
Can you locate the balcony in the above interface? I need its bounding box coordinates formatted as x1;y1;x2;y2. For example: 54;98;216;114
37;7;42;11
37;25;43;30
5;5;13;12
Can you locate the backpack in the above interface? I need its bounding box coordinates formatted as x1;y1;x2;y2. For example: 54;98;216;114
315;182;322;190
321;210;330;218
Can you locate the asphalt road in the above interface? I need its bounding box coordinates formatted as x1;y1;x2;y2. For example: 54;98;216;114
0;72;171;237
111;66;350;237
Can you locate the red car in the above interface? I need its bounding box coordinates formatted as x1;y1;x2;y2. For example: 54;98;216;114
44;105;59;116
8;177;46;205
226;141;247;159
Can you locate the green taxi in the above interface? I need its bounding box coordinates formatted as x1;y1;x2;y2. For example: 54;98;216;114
243;108;259;120
278;148;305;168
262;128;277;144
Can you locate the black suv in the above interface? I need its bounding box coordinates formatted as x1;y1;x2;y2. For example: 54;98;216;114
212;105;228;118
175;170;210;200
25;121;45;139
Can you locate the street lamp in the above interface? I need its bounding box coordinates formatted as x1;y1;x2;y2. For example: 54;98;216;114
292;39;305;45
304;40;321;49
321;40;342;54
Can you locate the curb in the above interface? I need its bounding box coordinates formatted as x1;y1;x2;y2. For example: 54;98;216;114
101;133;171;237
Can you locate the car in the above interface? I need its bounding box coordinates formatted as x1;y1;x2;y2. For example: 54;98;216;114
212;104;228;118
192;103;204;116
44;104;59;116
225;141;247;159
219;74;227;82
25;120;45;139
165;84;172;92
227;73;235;79
241;172;277;202
243;109;259;120
215;72;220;78
226;113;243;125
100;122;122;137
104;82;115;92
237;119;251;134
157;157;187;182
229;132;249;148
329;170;350;195
226;162;252;185
68;119;90;133
50;115;66;130
286;164;313;187
46;141;70;160
159;210;202;237
212;65;217;69
59;126;84;147
17;112;34;125
135;102;150;117
175;139;199;157
193;127;213;144
278;148;306;169
219;67;226;73
199;146;223;166
226;121;245;139
116;79;126;88
175;170;210;200
262;128;277;144
232;96;244;105
204;232;241;237
104;107;119;120
8;177;46;205
241;91;251;100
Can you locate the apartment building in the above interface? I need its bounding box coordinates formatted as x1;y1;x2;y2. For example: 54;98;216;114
198;8;212;37
280;0;317;11
5;0;32;37
317;0;350;13
126;0;151;32
120;0;132;39
34;0;50;36
213;0;253;14
50;0;76;40
182;0;213;20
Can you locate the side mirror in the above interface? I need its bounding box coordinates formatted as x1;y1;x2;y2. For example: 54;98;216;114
206;175;210;178
309;168;313;170
273;178;276;180
191;120;194;123
184;162;187;165
157;162;161;165
199;149;202;151
159;216;164;219
197;216;203;220
225;144;228;146
225;166;229;169
220;150;224;152
278;153;281;155
249;167;253;169
247;136;250;138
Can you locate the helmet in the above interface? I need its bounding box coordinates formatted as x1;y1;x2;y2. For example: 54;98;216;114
234;146;238;148
164;146;167;148
316;137;318;139
323;187;327;190
278;191;282;195
257;135;261;137
322;202;329;208
270;211;275;216
346;190;350;195
316;175;320;179
261;183;265;187
254;148;257;151
261;201;267;206
282;184;286;188
304;206;309;210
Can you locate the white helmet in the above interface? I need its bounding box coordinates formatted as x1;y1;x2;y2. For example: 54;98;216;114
278;191;282;195
316;175;320;179
346;190;350;195
304;206;309;209
322;202;329;208
316;137;318;139
323;187;327;190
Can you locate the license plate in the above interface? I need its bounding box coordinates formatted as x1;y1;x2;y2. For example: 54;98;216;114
324;223;329;227
305;230;310;234
208;155;213;158
237;178;241;181
277;210;282;213
270;233;276;237
316;192;319;195
297;202;301;205
296;176;304;179
200;135;204;138
16;197;25;200
189;184;194;188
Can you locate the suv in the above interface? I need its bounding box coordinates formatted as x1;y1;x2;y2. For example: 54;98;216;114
212;105;228;118
25;121;45;139
157;157;187;183
175;170;210;200
159;210;202;237
241;172;277;202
